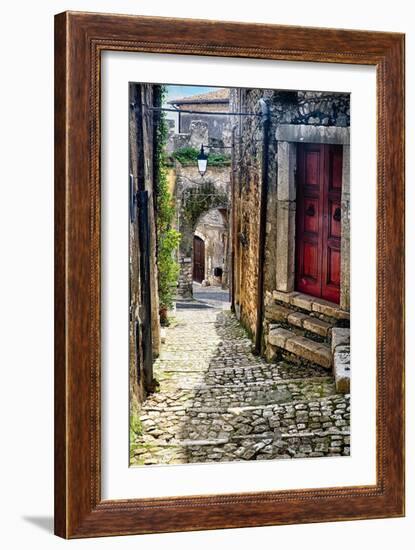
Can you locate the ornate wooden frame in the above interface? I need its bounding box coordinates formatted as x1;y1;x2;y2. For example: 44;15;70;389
54;11;405;538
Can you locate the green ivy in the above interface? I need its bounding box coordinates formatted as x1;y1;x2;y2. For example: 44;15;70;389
182;182;228;228
172;146;231;167
154;86;181;316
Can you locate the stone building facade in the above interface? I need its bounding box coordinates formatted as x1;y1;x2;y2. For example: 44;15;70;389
230;89;350;391
166;90;232;298
168;88;231;146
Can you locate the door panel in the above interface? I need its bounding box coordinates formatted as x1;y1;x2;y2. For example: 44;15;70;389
295;144;343;304
305;151;320;185
303;198;319;233
329;148;343;190
327;247;341;287
303;242;319;280
193;236;205;283
328;200;342;239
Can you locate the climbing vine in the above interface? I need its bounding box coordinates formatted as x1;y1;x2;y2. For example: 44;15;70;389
154;86;181;320
182;182;228;228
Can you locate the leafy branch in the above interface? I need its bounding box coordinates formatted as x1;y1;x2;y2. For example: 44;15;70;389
154;86;181;317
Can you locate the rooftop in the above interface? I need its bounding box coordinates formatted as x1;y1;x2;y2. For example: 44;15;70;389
168;88;229;105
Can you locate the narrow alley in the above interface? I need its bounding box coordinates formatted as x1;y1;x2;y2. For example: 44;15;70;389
130;284;350;466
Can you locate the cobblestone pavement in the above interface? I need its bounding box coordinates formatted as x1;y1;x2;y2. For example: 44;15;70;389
131;286;350;466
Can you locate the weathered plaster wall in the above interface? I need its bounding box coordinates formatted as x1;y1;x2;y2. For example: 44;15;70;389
177;100;230;143
166;110;232;154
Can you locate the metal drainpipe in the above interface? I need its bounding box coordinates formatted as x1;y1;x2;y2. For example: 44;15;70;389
254;98;271;355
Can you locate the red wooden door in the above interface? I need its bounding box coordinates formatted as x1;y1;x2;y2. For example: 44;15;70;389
193;235;205;283
295;143;343;304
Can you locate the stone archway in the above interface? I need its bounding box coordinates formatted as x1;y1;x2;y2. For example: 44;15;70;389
194;208;229;288
176;177;229;298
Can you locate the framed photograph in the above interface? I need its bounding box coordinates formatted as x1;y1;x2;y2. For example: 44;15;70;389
54;11;405;538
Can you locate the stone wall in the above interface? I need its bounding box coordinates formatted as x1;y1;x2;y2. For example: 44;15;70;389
194;208;229;287
230;89;261;337
129;83;162;409
179;113;232;144
166;118;232;154
177;100;230;142
230;88;350;347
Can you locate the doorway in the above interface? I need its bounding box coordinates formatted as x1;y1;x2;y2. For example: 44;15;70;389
193;235;205;283
295;143;343;304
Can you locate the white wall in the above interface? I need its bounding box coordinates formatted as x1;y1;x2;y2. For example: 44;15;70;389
0;1;412;548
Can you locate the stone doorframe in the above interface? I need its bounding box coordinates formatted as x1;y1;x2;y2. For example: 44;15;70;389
274;124;350;311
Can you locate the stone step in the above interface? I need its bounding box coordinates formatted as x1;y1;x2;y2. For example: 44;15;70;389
142;391;341;417
137;427;351;449
265;303;333;338
272;290;350;321
175;376;333;391
268;326;332;369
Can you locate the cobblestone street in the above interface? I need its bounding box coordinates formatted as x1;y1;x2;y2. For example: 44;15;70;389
130;285;350;466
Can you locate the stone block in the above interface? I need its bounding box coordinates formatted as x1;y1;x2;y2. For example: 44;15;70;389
264;291;273;306
277;142;296;202
273;290;295;304
268;327;293;348
264;303;291;322
285;336;332;369
303;316;332;337
311;298;350;320
333;345;350;393
276;124;350;145
291;293;314;311
189;120;209;149
265;344;278;363
310;297;339;317
287;311;308;328
275;201;296;292
331;327;350;353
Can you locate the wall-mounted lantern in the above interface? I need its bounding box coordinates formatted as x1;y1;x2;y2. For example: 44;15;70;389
197;144;208;177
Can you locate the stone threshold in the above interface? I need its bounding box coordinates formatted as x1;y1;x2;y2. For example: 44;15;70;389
268;326;332;369
273;290;350;321
331;327;351;393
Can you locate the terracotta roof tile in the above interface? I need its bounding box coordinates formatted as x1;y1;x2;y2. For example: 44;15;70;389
168;88;229;104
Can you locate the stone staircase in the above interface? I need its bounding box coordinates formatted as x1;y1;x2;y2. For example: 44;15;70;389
264;290;350;392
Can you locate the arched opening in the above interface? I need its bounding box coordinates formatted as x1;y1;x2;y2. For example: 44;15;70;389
176;178;229;298
193;207;229;288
